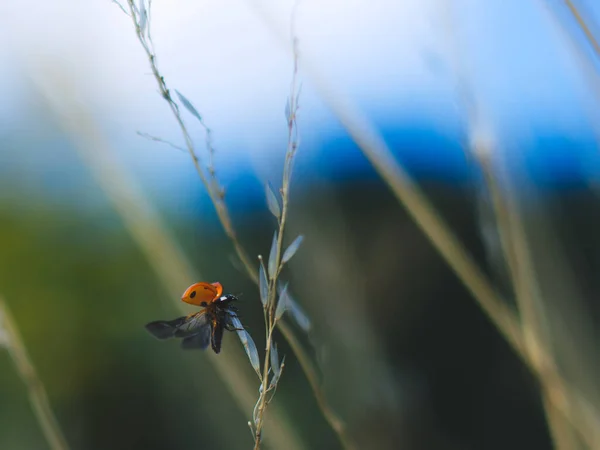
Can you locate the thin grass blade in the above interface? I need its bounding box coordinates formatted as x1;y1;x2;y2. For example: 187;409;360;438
138;0;147;34
268;231;278;279
281;235;303;264
253;392;262;425
277;283;311;333
270;342;280;378
259;258;268;307
266;182;281;219
175;90;203;123
232;316;261;377
0;308;8;348
275;282;289;321
269;356;285;389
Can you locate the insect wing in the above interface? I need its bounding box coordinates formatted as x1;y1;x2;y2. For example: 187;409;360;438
181;325;211;350
145;317;187;340
173;311;210;338
181;282;223;306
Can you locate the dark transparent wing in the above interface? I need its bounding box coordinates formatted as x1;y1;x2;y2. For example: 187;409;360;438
145;317;187;340
181;324;211;350
173;311;210;338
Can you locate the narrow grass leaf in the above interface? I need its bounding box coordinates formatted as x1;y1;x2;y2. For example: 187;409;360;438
268;231;278;279
288;294;311;332
259;259;268;307
175;90;203;123
253;394;262;425
275;282;289;321
265;182;281;219
277;283;311;333
270;342;280;378
232;316;261;377
269;356;285;389
281;235;303;264
138;0;147;34
0;309;8;348
129;0;140;16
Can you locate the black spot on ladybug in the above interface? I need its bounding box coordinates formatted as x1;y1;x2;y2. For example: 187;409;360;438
200;302;208;307
190;291;197;299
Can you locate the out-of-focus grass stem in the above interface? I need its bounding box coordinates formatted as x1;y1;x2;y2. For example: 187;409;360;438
27;62;305;450
474;153;578;450
439;2;578;444
441;0;599;444
123;2;352;448
125;0;258;286
0;297;70;450
562;0;600;58
245;2;600;447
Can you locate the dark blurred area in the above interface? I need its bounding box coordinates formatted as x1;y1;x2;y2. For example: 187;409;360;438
3;167;598;449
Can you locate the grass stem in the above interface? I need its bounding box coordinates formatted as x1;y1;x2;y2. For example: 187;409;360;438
0;297;70;450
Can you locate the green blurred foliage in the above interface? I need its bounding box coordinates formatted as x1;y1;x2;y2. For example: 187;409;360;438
0;200;243;450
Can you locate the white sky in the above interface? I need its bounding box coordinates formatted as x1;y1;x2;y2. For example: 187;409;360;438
0;0;444;202
0;0;598;204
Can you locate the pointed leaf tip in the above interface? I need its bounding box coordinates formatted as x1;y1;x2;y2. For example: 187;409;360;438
270;342;280;378
232;316;261;377
266;182;281;219
268;231;278;279
288;298;311;332
275;282;289;321
281;235;303;264
138;0;148;33
276;283;311;333
269;355;285;389
259;259;268;307
175;90;203;123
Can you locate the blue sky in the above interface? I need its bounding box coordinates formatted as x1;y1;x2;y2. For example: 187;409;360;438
0;0;599;213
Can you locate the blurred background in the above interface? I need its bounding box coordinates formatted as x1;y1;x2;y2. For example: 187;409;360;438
1;0;600;449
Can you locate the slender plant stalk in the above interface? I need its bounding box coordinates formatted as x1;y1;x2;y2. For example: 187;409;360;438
253;34;300;449
125;0;258;285
123;3;353;449
246;6;600;446
488;163;600;449
439;4;580;445
276;319;354;449
475;155;579;449
545;0;600;176
442;0;599;443
348;90;600;447
254;308;276;449
27;65;306;450
562;0;600;58
537;0;600;126
248;0;524;352
0;297;70;450
253;148;295;447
